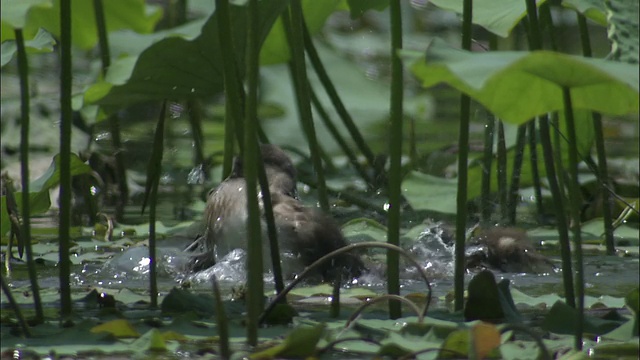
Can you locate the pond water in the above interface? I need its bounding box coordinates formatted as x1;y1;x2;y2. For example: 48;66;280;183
1;4;638;316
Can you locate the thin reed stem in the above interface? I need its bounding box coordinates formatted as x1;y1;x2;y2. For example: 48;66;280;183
577;13;615;254
387;0;404;319
454;0;473;311
244;0;264;346
58;0;73;318
15;28;44;324
561;87;585;349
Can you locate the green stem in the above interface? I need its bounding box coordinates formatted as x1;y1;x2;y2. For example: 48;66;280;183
15;28;44;324
480;110;495;225
215;0;245;155
528;122;545;222
212;276;230;359
302;21;377;171
561;87;585;350
387;0;403;319
187;100;206;174
524;0;545;223
497;122;508;223
59;0;73;318
93;0;128;222
507;125;526;225
577;14;615;255
539;3;559;52
527;0;575;308
310;88;372;185
147;101;166;308
538;116;575;308
480;36;497;226
1;273;31;337
454;0;473;311
245;0;263;346
283;5;329;212
258;158;285;297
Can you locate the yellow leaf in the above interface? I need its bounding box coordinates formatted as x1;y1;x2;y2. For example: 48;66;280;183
90;319;140;338
472;322;501;359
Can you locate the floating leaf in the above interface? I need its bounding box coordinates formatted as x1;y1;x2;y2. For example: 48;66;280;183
91;319;140;338
251;323;326;359
471;322;501;359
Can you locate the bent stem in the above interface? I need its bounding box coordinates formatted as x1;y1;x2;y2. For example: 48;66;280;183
0;273;31;337
345;294;424;328
259;242;433;324
500;324;552;360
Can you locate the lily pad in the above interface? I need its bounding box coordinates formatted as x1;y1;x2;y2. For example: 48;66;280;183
1;28;56;67
408;39;639;125
1;0;162;49
429;0;547;38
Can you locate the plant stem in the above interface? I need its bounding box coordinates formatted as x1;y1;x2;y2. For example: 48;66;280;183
497;122;508;223
1;273;31;337
454;0;473;311
245;0;263;346
480;110;495;225
507;125;526;225
282;7;329;212
212;276;230;359
310;89;372;184
527;0;575;308
216;0;245;154
93;0;128;222
59;0;73;318
528;122;545;222
147;101;166;308
258;160;285;297
187;100;206;175
302;22;377;171
577;13;615;255
562;87;585;350
480;36;497;226
524;0;545;223
15;28;44;324
538;116;575;308
259;242;433;324
387;0;404;319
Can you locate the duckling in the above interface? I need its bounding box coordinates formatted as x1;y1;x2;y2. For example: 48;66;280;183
186;144;364;282
466;227;555;274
